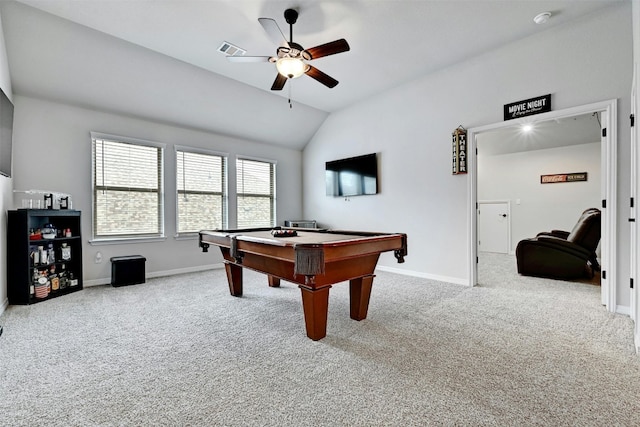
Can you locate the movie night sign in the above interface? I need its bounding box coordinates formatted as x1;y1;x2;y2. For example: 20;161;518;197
503;94;551;121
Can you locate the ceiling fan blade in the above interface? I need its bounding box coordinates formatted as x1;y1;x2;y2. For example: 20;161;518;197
258;18;290;47
226;56;271;63
305;65;339;88
271;73;287;91
303;39;350;60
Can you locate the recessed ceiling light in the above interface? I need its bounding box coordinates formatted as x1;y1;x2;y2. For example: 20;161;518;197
534;12;552;25
522;124;534;133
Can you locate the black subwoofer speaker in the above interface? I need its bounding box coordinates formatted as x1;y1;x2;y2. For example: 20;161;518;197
111;255;146;287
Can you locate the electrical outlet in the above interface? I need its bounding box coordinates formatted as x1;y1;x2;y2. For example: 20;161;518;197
95;251;103;264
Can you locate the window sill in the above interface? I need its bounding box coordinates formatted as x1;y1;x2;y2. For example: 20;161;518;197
89;236;167;245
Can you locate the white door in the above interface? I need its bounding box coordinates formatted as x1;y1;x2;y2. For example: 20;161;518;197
478;201;510;254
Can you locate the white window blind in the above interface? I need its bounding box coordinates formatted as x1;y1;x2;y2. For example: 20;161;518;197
176;149;227;234
92;135;164;239
236;158;276;228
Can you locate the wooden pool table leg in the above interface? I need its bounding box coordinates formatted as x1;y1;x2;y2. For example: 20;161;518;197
349;275;375;320
224;262;243;296
268;276;281;287
299;286;331;341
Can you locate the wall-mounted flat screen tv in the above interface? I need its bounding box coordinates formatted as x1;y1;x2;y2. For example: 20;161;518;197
326;153;378;197
0;87;14;178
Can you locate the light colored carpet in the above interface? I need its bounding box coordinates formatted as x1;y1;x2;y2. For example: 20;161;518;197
0;253;638;426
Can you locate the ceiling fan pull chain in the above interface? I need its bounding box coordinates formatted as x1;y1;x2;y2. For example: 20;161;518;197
288;82;293;109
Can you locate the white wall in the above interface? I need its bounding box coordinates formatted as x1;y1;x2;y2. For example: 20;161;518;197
11;96;303;283
303;2;633;305
0;9;13;313
478;143;601;252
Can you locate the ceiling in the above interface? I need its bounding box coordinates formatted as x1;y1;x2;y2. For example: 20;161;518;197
477;112;603;156
1;0;625;149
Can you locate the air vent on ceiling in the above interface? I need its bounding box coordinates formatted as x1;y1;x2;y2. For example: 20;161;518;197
218;41;246;57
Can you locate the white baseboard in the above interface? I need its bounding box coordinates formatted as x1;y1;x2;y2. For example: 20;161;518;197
85;264;465;288
146;263;225;278
83;263;225;287
376;265;468;286
616;305;631;316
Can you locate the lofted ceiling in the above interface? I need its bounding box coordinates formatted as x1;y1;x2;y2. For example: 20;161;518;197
477;112;603;156
1;0;625;149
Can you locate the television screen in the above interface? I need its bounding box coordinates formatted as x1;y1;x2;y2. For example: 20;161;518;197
326;153;378;197
0;87;14;178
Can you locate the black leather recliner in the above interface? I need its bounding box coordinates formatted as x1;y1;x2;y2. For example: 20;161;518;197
515;208;601;279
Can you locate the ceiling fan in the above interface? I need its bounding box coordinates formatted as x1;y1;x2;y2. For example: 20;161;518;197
227;8;350;91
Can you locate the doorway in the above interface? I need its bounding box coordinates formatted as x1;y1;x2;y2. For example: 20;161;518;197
467;100;618;312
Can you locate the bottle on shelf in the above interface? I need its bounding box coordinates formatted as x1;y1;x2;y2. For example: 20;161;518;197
30;269;37;296
69;271;78;287
47;244;54;265
59;264;68;289
50;264;59;292
43;193;53;210
60;243;71;261
30;246;39;266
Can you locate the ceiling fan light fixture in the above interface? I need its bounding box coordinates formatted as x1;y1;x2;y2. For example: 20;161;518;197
276;57;307;79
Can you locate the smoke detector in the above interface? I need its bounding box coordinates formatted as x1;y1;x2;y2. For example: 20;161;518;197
533;12;552;25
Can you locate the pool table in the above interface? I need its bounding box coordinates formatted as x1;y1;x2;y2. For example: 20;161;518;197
199;227;407;340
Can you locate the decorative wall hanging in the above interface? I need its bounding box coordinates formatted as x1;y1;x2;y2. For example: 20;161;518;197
452;125;467;175
504;94;551;121
540;172;588;184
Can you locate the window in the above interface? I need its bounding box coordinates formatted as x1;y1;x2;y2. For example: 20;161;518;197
91;133;164;239
176;148;227;234
236;157;276;228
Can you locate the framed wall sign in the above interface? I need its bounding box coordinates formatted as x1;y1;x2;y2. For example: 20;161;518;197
452;126;467;175
540;172;588;184
504;94;551;121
